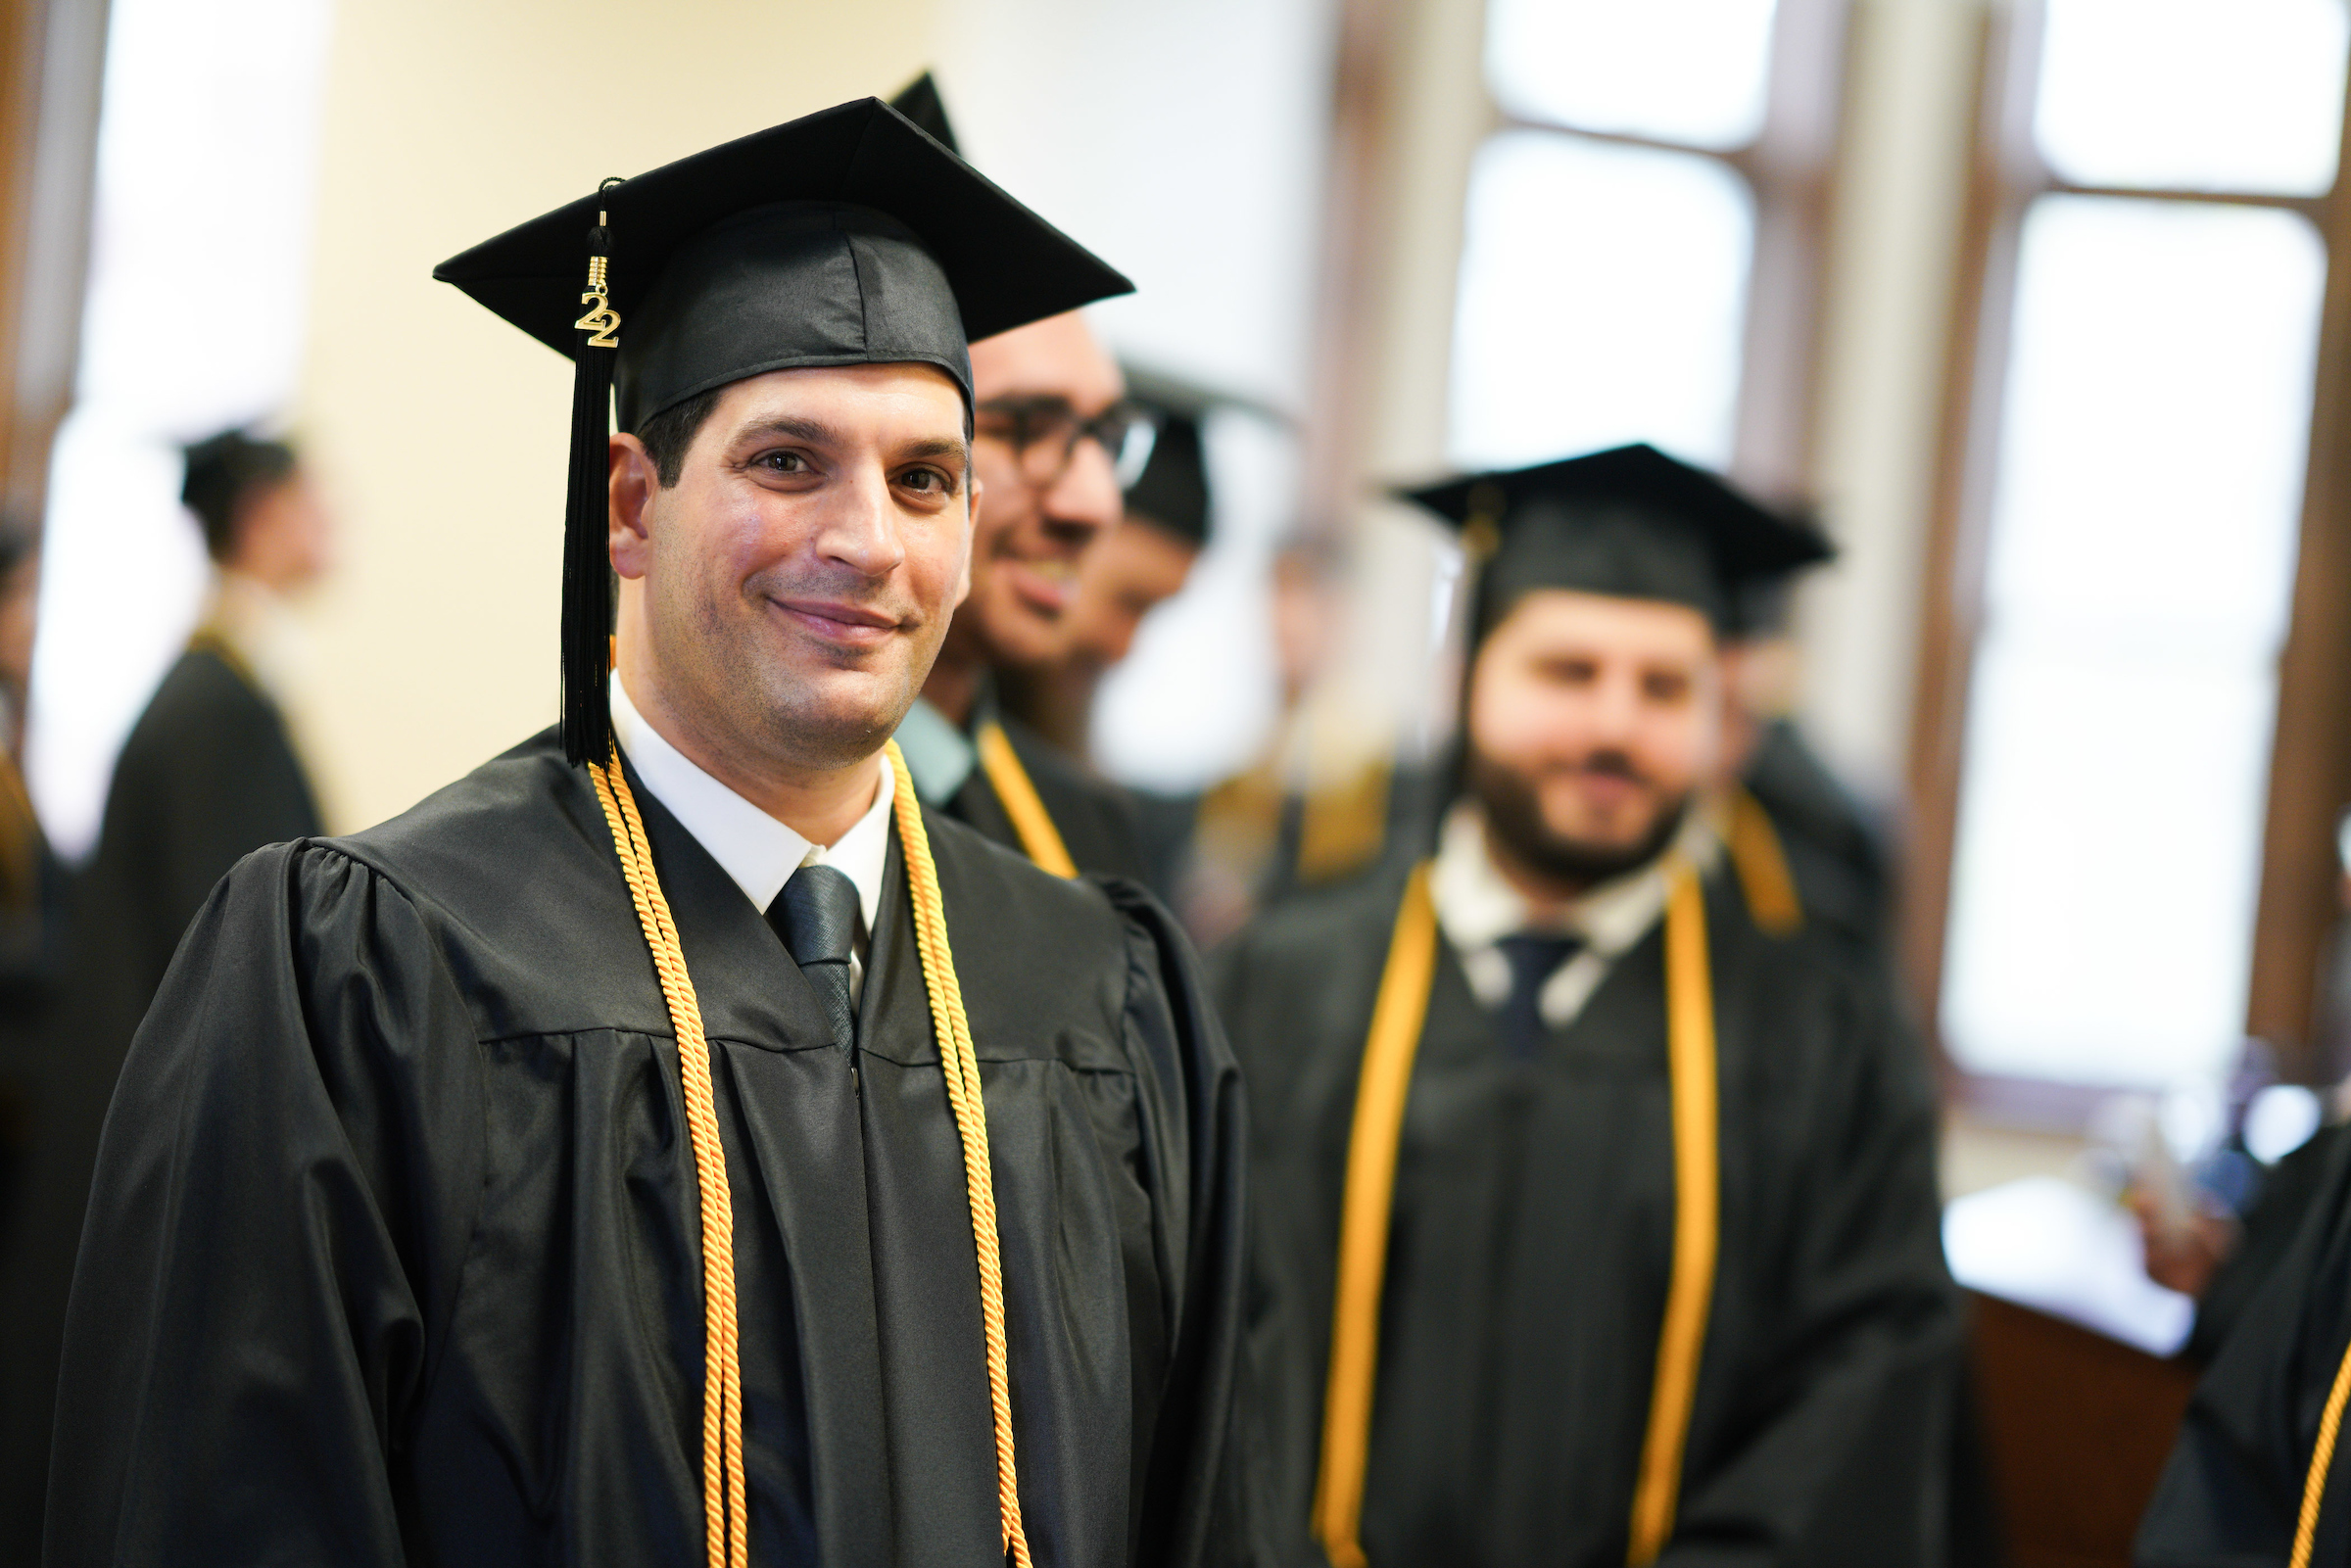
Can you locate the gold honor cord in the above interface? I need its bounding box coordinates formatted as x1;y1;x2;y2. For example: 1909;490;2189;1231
886;741;1033;1566
1725;787;1802;937
587;756;746;1568
975;720;1080;879
1312;862;1440;1568
1626;863;1722;1564
587;740;1031;1568
2291;1332;2351;1568
1310;859;1721;1568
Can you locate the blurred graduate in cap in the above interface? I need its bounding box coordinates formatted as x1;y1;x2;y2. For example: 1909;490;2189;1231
1218;443;1960;1568
0;431;331;1557
76;428;329;1025
883;73;1158;884
999;363;1224;760
47;97;1258;1568
1717;553;1895;969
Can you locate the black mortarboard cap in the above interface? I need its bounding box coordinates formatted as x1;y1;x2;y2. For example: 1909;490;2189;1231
1396;443;1832;641
434;98;1133;766
888;71;961;156
1117;365;1289;547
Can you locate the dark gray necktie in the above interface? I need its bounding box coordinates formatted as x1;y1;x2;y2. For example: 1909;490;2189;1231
1495;931;1583;1061
768;863;859;1051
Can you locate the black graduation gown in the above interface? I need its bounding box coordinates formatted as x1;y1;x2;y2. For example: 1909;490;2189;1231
2137;1126;2351;1566
44;729;1255;1568
946;701;1155;884
1218;862;1961;1567
1741;720;1890;972
0;643;321;1562
72;644;323;1008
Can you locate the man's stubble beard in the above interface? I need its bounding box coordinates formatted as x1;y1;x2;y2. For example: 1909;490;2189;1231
1467;744;1691;893
661;562;928;775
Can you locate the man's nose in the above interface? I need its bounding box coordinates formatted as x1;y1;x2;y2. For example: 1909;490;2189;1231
1587;670;1642;737
1039;431;1122;546
817;470;908;575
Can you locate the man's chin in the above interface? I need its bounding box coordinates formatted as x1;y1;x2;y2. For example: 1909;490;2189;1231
972;592;1065;668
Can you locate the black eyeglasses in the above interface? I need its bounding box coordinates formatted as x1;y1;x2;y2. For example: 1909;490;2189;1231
975;397;1159;492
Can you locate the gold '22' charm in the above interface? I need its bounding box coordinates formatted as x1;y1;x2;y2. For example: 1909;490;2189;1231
576;293;620;348
575;252;619;348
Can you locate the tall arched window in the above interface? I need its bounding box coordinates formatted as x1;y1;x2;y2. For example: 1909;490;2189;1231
1446;0;1846;494
1916;0;2351;1102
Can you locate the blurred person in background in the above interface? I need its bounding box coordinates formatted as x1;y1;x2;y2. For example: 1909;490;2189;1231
76;427;329;1012
2133;818;2351;1371
2138;1111;2351;1564
0;430;331;1558
886;73;1157;882
1220;444;1960;1568
997;365;1220;758
0;513;61;1227
1718;566;1894;970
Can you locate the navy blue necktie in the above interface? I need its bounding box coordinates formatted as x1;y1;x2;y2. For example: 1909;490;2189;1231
1495;932;1583;1060
768;864;860;1052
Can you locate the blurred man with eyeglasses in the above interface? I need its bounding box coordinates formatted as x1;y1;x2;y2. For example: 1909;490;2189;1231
888;73;1159;881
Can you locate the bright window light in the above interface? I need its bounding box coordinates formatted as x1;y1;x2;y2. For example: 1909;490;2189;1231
1448;131;1753;472
1941;196;2324;1088
1485;0;1780;151
2035;0;2350;195
24;0;333;859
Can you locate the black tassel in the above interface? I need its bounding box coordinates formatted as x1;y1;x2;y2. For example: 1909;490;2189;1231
561;194;622;766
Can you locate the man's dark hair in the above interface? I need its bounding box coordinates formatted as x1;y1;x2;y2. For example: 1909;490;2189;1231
635;388;725;489
180;429;297;563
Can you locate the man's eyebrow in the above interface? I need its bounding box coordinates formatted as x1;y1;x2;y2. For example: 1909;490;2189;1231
897;435;971;464
730;415;836;446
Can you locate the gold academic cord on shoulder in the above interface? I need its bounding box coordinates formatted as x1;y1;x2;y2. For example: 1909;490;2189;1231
587;739;1032;1568
1725;787;1802;936
1310;858;1721;1568
975;720;1080;879
2291;1335;2351;1568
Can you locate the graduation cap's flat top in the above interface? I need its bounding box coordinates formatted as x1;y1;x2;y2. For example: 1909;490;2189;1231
1117;364;1290;546
1397;443;1832;636
1125;412;1209;545
434;98;1130;431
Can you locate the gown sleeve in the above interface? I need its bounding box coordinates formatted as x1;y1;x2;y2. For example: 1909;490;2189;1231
43;841;485;1568
1100;880;1274;1568
2135;1128;2351;1568
1664;968;1965;1567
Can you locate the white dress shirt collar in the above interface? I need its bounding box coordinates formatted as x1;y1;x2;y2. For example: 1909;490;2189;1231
1431;798;1720;1027
607;674;893;939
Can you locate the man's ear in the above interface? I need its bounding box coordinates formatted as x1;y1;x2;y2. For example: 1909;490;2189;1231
609;434;658;581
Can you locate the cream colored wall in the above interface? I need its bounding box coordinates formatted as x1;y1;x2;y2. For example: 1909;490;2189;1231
286;0;939;832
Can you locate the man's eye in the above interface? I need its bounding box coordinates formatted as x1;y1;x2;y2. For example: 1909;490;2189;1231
757;451;809;474
899;467;949;495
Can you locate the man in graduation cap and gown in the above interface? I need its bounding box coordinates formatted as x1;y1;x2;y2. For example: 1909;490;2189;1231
1219;443;1961;1567
1000;364;1223;761
45;98;1257;1568
884;73;1158;884
2136;1125;2351;1567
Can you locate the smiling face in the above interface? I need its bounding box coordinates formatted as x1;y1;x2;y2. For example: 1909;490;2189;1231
609;361;974;778
949;310;1127;670
1464;589;1727;895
